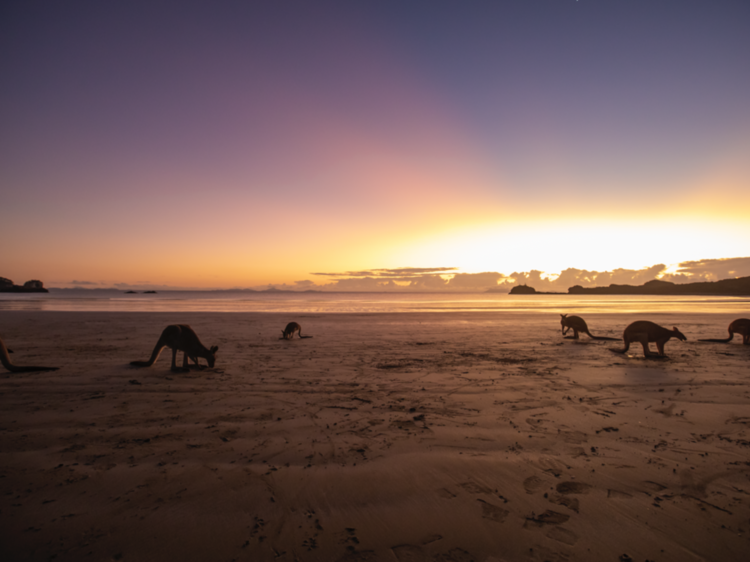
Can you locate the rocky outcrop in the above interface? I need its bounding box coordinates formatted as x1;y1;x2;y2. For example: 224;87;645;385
0;277;49;293
568;276;750;296
509;284;537;295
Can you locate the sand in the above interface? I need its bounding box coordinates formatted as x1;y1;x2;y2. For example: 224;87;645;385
1;310;749;562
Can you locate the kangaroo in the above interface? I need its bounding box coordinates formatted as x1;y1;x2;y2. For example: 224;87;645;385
610;321;686;358
281;322;313;340
699;318;750;345
560;314;618;340
130;325;218;372
1;335;58;373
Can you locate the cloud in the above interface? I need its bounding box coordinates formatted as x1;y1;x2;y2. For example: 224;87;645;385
509;264;669;292
293;279;318;289
304;258;749;293
447;272;505;290
667;257;750;282
311;267;458;278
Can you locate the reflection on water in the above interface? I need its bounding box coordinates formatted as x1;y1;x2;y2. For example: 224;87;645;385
0;290;748;314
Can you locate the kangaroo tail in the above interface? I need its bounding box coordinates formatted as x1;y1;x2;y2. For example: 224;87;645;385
1;337;59;373
299;335;313;339
698;337;734;343
609;340;629;354
6;364;59;373
130;342;166;367
699;330;734;343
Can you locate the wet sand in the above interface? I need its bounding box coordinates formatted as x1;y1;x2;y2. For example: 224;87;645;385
1;310;749;561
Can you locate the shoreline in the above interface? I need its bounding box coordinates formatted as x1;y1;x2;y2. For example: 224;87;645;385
1;311;749;561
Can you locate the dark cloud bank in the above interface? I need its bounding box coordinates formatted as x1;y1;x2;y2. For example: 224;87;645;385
285;257;750;293
52;258;750;292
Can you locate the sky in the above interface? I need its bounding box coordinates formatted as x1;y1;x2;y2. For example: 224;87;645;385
1;0;749;291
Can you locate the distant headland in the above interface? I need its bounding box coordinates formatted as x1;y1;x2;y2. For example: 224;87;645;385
0;277;49;293
506;276;750;296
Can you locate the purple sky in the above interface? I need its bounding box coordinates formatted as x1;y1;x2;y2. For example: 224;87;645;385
1;1;749;289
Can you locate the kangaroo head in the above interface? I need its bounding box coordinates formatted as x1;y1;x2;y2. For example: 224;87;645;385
207;345;219;367
672;327;687;341
560;314;568;333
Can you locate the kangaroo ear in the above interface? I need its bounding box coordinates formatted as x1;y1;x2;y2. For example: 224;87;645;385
560;314;566;318
211;346;219;353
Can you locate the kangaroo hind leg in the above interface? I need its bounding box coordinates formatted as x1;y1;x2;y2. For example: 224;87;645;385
130;340;167;367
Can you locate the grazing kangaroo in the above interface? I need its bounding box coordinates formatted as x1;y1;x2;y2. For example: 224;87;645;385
560;314;618;340
130;325;218;372
281;322;313;340
610;321;686;358
699;318;750;345
0;335;58;373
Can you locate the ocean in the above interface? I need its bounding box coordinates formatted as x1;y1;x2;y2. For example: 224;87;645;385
0;289;747;314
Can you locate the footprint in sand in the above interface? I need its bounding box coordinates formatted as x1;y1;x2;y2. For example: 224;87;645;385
433;548;476;562
641;481;667;493
655;403;676;417
436;487;456;499
523;475;546;494
459;481;493;494
560;430;588;444
546;525;579;546
523;510;570;529
548;494;579;513
477;499;510;523
607;489;633;499
555;481;592;495
335;550;378;562
392;544;426;562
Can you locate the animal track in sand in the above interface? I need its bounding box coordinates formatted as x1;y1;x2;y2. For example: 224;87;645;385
477;499;510;522
523;475;546;494
607;489;633;499
560;431;588;444
555;481;592;495
391;544;425;561
524;510;570;528
436;488;456;499
336;550;378;561
546;525;579;546
433;548;475;562
547;491;580;513
459;481;493;494
641;481;667;493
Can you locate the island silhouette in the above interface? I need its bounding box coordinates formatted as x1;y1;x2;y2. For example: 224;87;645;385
508;276;750;296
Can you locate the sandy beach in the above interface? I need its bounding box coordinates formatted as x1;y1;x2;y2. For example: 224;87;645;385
1;310;749;562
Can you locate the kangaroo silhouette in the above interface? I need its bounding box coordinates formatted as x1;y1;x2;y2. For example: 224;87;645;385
610;321;686;358
560;314;618;340
281;322;313;340
130;325;218;372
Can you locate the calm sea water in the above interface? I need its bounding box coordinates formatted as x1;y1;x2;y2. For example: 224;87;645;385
0;289;748;314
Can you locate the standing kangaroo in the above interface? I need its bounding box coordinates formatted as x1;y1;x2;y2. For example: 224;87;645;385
130;325;218;372
281;322;313;340
699;318;750;345
1;335;58;372
560;314;618;340
610;321;686;358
